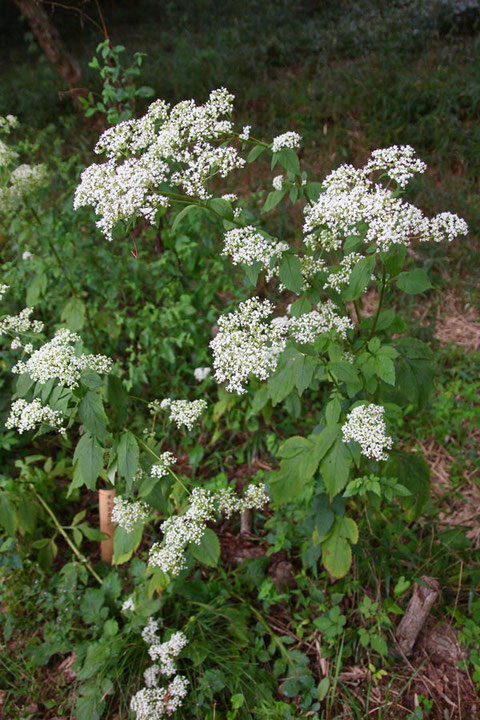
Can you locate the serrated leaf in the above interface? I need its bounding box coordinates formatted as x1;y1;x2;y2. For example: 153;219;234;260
207;198;233;220
61;296;86;331
190;527;220;567
78;391;108;440
320;437;352;499
117;431;139;482
72;433;103;491
279;254;303;294
396;268;433;294
342;256;376;301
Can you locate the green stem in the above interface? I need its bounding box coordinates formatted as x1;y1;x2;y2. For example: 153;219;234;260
136;437;191;496
369;266;387;339
32;487;103;585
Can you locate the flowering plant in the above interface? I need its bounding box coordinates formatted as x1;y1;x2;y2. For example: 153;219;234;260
74;89;467;579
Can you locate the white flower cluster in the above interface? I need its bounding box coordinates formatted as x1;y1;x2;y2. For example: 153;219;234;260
74;88;245;240
210;297;289;394
5;398;65;435
211;297;353;393
0;284;10;300
222;226;288;276
0;115;47;213
238;125;251;141
151;451;176;479
288;300;354;343
149;483;268;575
122;596;135;613
0;140;18;168
0;115;18;134
160;398;207;431
272;174;284;191
323;252;364;291
272;131;302;153
341;403;393;461
363;145;426;187
221;193;237;202
0;164;48;213
193;366;211;382
130;620;189;720
11;328;112;388
303;148;468;253
0;307;44;335
111;496;150;533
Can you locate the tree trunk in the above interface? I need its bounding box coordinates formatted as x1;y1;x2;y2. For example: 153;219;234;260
13;0;82;103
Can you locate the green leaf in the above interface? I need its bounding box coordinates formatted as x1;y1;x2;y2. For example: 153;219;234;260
117;431;139;482
381;244;407;275
61;296;86;331
207;198;234;220
262;188;288;213
271;428;337;504
190;527;220;567
72;433;103;491
293;354;317;396
317;677;330;701
320;437;352;499
26;272;47;306
106;375;128;428
172;204;198;230
325;397;341;426
113;523;143;564
396;268;433;294
0;493;18;536
321;517;357;578
342;256;376;301
242;260;262;287
78;391;108;441
277;147;301;175
279;254;303;294
247;145;265;162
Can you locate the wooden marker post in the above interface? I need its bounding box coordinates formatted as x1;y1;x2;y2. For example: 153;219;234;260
99;488;116;563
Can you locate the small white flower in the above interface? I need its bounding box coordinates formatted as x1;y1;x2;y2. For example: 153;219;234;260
111;496;150;533
342;404;393;461
272;131;301;153
151;451;176;478
210;297;289;394
22;251;33;260
122;596;135;613
0;284;9;300
272;175;284;191
193;367;211;382
160;398;207;430
238;125;251;141
221;193;237;202
5;398;66;435
11;328;112;388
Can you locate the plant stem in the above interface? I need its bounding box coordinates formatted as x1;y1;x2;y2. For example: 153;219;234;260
369;266;387;339
32;487;103;584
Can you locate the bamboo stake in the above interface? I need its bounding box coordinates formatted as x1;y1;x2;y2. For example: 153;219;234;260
99;488;116;563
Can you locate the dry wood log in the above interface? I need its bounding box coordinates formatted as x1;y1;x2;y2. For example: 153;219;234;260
396;575;440;656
